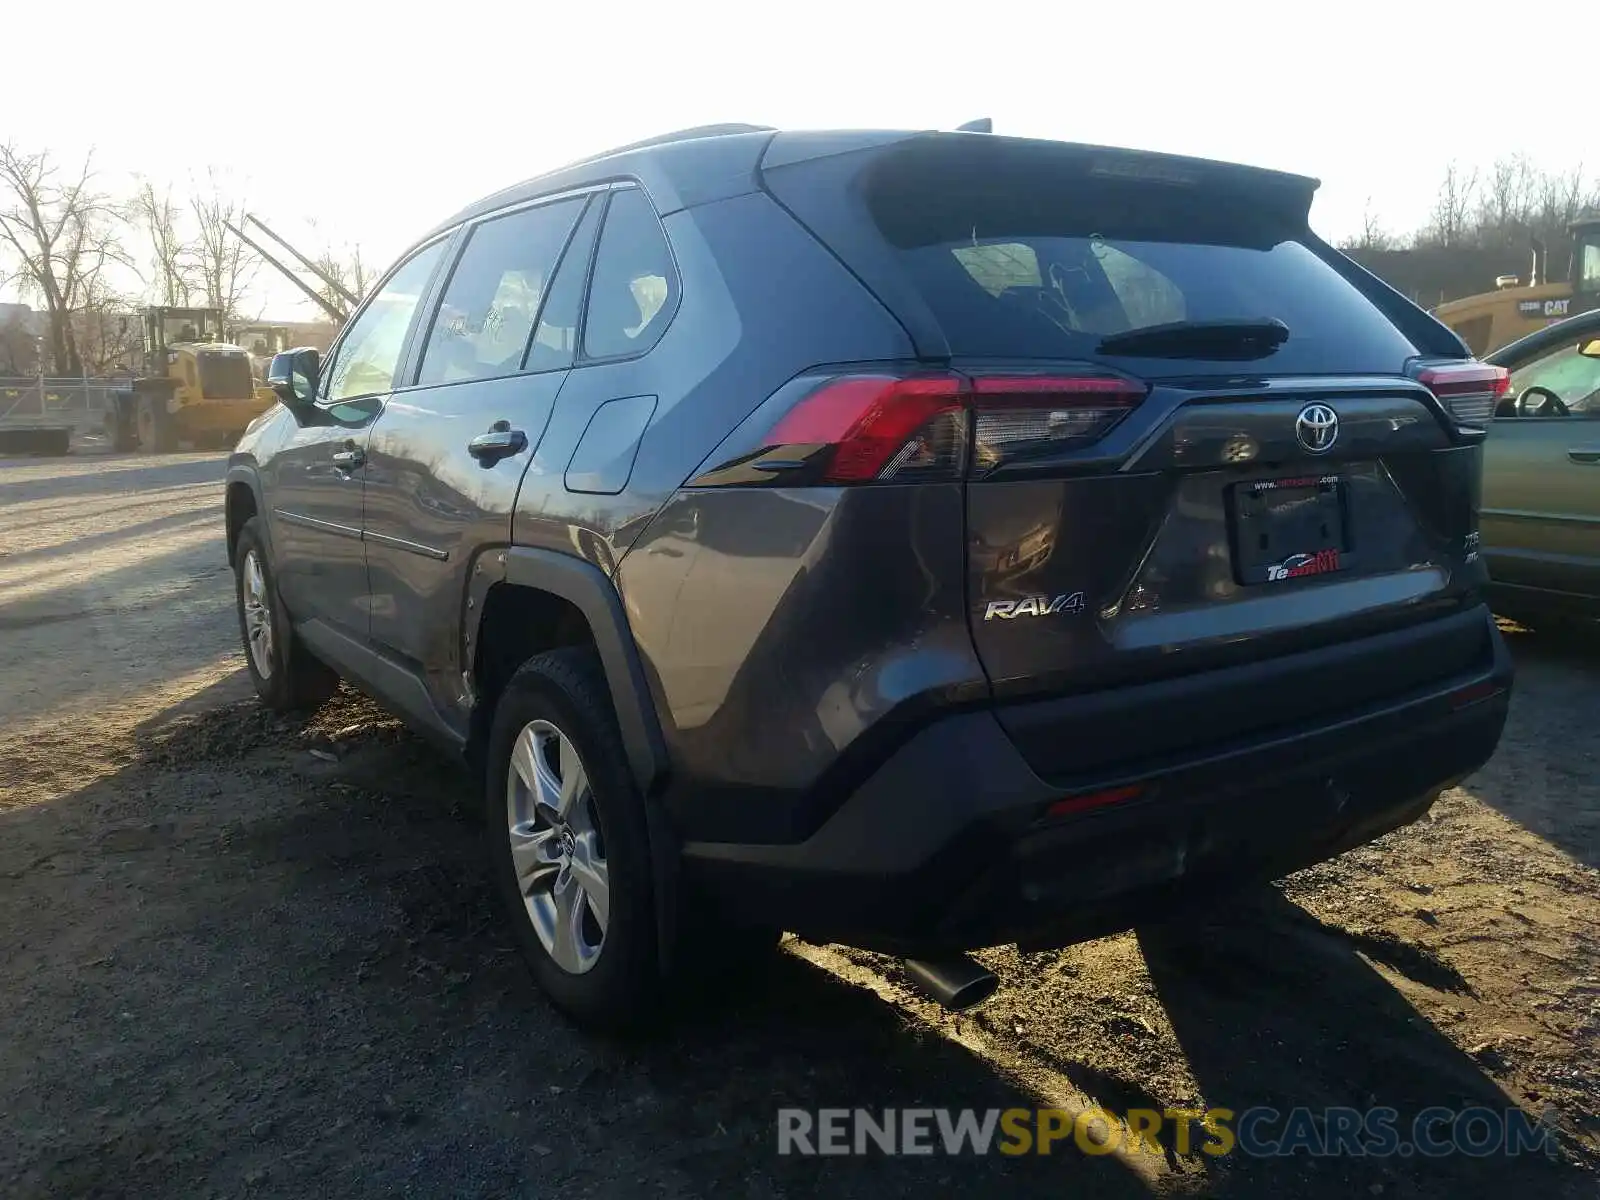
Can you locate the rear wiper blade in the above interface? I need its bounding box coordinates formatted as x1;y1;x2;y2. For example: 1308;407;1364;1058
1097;318;1290;359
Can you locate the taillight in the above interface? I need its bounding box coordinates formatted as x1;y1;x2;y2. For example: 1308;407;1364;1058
1415;362;1510;428
764;374;968;484
970;375;1145;471
689;367;1146;487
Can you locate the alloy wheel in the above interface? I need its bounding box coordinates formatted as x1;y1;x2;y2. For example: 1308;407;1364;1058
506;719;609;975
241;549;274;679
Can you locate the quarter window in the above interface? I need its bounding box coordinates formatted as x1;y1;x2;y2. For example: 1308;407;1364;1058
417;198;585;387
323;240;447;402
582;189;676;360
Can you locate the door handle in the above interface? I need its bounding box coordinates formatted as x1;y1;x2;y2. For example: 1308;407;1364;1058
468;421;527;463
331;445;365;470
1567;447;1600;465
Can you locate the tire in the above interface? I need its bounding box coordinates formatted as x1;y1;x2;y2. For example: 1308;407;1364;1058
108;396;137;452
232;516;339;711
42;429;71;457
136;395;176;452
486;647;666;1031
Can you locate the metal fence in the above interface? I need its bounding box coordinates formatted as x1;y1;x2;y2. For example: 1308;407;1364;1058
0;376;131;434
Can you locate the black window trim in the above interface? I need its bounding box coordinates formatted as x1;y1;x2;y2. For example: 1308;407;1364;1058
518;194;604;376
575;184;683;368
407;189;599;393
318;175;680;405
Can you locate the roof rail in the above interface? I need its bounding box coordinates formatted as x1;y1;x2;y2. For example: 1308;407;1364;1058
562;123;775;171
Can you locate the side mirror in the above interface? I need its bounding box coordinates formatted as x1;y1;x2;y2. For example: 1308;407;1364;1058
267;347;320;411
1578;338;1600;359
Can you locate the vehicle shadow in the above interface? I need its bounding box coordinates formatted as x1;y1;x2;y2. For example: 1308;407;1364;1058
0;507;216;567
0;695;1152;1200
1137;887;1582;1197
0;452;225;503
1464;619;1600;871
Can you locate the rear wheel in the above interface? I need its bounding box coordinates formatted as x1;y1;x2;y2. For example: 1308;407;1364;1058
486;648;782;1029
486;648;666;1031
233;516;339;711
135;396;176;452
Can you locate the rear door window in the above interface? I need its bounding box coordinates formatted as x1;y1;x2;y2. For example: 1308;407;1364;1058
417;197;585;387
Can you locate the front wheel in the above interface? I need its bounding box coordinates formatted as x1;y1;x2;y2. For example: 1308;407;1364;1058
232;516;339;711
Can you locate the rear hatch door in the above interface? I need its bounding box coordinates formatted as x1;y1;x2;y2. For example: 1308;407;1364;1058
762;133;1488;779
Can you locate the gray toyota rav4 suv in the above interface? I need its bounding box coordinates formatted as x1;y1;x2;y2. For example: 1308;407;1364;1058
226;124;1513;1028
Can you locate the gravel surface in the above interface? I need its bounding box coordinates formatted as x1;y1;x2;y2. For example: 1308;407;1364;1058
1;451;1596;1198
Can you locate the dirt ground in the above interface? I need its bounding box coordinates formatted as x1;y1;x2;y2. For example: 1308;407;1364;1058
1;450;1596;1199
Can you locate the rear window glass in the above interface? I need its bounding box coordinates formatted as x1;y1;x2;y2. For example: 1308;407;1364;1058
857;147;1419;372
906;234;1415;369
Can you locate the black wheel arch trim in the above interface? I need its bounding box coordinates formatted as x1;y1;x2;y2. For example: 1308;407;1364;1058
480;546;669;796
224;464;270;564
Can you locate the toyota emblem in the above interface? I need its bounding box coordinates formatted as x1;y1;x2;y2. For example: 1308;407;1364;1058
1295;403;1339;454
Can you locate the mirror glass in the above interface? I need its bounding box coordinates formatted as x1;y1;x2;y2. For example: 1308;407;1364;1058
267;348;319;405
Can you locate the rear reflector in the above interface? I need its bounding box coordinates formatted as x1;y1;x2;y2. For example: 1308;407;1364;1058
1044;784;1144;819
1448;681;1506;710
690;366;1147;487
1415;362;1510;428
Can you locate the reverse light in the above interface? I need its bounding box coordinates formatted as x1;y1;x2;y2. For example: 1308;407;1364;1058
970;375;1145;471
1416;362;1510;428
689;367;1147;487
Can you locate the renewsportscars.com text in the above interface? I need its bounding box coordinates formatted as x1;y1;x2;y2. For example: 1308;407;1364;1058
776;1105;1557;1159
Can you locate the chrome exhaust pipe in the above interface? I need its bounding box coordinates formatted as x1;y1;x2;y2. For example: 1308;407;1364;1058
902;956;999;1011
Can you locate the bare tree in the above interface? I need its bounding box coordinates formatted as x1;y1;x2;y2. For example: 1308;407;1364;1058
1341;198;1395;252
1424;161;1479;248
0;144;131;374
189;171;258;321
71;272;141;374
132;180;194;306
1473;155;1536;247
313;243;372;311
298;215;371;316
1531;163;1590;235
0;311;36;375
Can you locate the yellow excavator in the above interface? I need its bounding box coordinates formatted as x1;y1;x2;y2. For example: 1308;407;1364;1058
1433;216;1600;354
229;323;293;384
106;307;278;451
108;216;358;452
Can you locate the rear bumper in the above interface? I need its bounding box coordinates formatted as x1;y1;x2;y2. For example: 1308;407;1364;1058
680;605;1512;955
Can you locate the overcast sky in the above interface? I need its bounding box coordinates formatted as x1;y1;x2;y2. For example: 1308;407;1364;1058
3;0;1589;319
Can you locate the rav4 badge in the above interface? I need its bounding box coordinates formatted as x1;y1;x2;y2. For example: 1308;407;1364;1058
983;592;1086;621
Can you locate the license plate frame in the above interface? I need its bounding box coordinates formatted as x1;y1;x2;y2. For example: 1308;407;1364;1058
1229;474;1349;585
